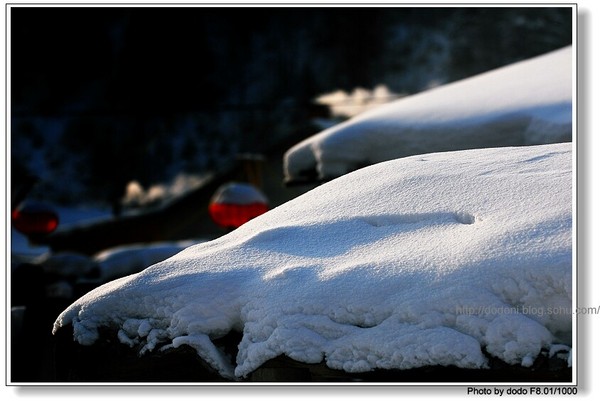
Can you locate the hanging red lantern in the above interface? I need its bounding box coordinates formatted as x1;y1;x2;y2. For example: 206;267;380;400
12;202;59;236
209;183;269;229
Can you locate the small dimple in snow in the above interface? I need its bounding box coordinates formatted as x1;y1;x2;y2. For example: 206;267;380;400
363;212;477;228
454;212;476;225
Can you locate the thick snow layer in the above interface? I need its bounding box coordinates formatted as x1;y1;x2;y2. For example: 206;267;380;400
285;46;572;182
54;143;572;379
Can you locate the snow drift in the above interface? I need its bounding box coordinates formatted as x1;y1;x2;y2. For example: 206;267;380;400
285;46;572;182
54;143;572;380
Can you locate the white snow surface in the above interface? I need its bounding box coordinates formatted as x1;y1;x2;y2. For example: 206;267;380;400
285;46;572;182
92;240;201;282
54;143;572;379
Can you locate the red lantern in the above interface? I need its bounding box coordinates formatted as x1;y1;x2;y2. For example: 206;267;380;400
12;202;59;236
209;183;269;229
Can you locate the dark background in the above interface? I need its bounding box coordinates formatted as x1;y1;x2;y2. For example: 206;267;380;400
10;6;573;211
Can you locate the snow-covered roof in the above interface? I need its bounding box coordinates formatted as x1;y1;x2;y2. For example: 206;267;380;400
284;46;572;183
54;142;572;380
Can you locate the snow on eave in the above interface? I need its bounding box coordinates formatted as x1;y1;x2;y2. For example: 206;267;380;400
284;46;572;183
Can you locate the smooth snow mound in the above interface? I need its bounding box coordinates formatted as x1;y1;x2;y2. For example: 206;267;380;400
54;143;572;379
285;46;572;182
